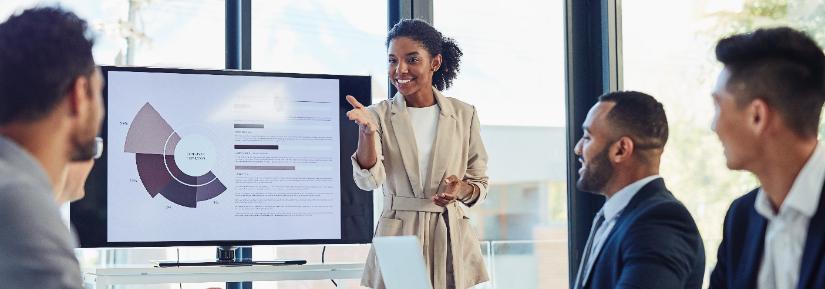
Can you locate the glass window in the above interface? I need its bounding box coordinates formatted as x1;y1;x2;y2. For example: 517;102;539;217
1;1;223;288
251;1;388;288
0;0;224;68
251;0;389;104
435;0;568;288
621;0;825;281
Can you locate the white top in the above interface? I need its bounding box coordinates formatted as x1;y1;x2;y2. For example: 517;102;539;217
407;105;440;186
756;142;825;289
575;175;662;288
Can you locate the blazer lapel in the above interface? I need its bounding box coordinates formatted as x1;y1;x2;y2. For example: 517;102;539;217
389;93;424;197
736;206;767;289
427;89;456;194
796;179;825;289
585;178;665;287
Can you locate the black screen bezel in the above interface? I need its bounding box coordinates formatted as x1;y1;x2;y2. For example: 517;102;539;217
70;65;374;248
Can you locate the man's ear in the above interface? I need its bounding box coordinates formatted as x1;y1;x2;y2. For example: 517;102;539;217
66;75;90;117
610;136;635;164
749;98;770;136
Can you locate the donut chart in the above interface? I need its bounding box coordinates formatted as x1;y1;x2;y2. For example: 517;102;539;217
124;103;226;208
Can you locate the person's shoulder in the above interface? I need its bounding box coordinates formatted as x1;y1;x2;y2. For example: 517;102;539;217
720;188;761;230
0;161;61;224
728;188;760;213
440;95;480;125
0;165;44;203
0;178;81;288
0;180;61;225
626;188;696;228
442;95;475;112
620;191;703;255
367;98;392;114
635;194;694;223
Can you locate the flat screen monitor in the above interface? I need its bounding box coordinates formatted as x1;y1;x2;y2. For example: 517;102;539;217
71;66;373;247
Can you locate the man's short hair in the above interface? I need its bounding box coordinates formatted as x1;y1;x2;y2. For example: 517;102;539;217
0;6;96;125
715;27;825;138
598;91;669;152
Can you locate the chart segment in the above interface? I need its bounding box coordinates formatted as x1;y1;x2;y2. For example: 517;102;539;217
125;103;225;208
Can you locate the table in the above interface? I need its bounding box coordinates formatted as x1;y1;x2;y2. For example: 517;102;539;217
82;263;364;288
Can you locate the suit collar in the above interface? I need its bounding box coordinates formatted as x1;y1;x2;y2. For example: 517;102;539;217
797;178;825;289
618;177;669;214
602;175;661;220
391;87;456;118
582;177;669;288
756;142;825;219
736;201;767;289
389;87;457;197
390;94;423;197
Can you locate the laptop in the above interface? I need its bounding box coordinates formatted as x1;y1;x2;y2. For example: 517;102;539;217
372;236;434;289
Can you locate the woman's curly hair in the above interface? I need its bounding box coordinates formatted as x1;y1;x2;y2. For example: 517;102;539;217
387;19;463;91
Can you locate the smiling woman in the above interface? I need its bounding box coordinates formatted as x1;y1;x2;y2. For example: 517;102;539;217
346;19;490;289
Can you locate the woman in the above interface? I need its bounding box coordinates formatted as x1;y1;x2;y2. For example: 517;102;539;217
346;19;489;289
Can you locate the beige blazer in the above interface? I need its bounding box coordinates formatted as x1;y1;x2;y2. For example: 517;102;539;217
352;88;490;289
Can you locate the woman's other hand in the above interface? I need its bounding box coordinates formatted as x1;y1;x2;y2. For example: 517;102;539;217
433;175;466;207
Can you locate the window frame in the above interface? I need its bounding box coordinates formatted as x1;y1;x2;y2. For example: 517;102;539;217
564;0;620;287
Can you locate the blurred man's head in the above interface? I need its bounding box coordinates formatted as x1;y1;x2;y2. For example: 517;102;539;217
712;27;825;170
574;91;668;195
0;6;104;161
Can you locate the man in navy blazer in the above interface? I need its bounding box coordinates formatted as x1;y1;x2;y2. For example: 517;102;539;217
708;27;825;289
573;91;705;289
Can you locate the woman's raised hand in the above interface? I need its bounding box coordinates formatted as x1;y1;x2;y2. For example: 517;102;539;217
346;95;378;135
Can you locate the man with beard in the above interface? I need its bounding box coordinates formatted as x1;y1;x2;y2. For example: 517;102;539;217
572;91;704;289
0;7;104;288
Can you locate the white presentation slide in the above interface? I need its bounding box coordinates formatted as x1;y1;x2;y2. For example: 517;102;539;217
106;71;342;242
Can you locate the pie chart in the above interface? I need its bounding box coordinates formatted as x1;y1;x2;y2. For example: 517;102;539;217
124;103;226;208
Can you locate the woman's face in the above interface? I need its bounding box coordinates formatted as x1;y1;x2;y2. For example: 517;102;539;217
388;36;441;97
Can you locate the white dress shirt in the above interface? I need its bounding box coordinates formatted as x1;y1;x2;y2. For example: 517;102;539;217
407;104;440;185
756;142;825;289
575;174;662;288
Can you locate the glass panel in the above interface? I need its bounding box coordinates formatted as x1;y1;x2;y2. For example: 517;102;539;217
251;2;389;288
621;0;825;281
435;1;568;287
251;0;389;104
0;0;224;68
1;2;223;288
434;0;567;239
490;240;569;289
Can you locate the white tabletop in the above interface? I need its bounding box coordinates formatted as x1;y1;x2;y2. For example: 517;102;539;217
82;263;364;287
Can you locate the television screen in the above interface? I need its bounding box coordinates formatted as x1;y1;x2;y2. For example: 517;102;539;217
71;66;373;247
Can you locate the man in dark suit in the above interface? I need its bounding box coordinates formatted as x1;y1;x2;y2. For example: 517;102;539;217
573;91;705;289
708;27;825;289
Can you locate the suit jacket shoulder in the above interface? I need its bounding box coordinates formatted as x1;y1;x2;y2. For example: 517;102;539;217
708;187;764;289
588;179;705;289
0;155;83;289
726;188;760;225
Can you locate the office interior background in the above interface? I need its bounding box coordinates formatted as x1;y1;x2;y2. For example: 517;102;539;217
3;0;824;288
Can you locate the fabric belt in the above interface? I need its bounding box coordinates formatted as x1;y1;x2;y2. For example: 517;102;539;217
381;194;461;288
384;195;446;213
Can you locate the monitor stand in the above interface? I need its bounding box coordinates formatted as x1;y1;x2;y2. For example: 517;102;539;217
155;246;307;267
